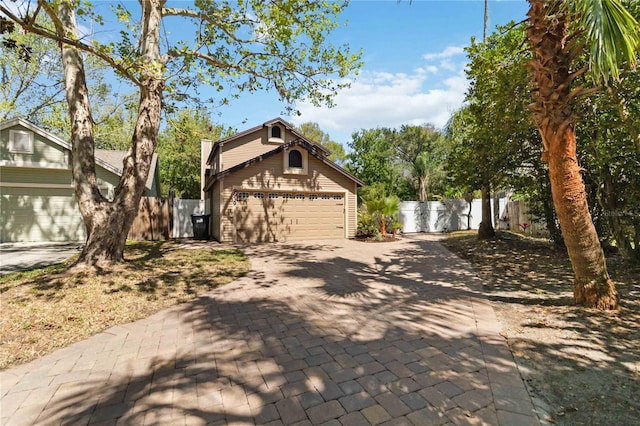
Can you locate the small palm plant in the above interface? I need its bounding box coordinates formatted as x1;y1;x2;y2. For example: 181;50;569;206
363;194;400;237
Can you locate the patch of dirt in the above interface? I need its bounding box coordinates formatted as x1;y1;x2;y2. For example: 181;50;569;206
0;241;250;369
442;231;640;426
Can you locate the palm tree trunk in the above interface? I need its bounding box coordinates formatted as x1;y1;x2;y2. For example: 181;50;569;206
527;0;618;309
380;217;387;237
483;0;489;42
418;177;426;202
545;128;618;308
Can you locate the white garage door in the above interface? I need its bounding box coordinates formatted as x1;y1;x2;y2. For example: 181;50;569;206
234;191;345;243
0;187;86;242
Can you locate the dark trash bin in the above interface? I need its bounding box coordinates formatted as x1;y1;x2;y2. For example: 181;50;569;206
191;213;211;240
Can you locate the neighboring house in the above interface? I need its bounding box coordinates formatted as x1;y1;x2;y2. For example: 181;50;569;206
203;118;363;243
0;118;161;242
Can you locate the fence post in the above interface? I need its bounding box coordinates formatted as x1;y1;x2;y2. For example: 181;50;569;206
169;191;176;239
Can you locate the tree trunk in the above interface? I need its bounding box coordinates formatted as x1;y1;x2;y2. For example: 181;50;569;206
483;0;489;43
464;192;474;230
478;179;495;239
380;216;387;237
533;163;564;245
418;176;426;202
541;187;563;246
527;0;618;309
599;166;638;263
545;128;618;308
56;0;165;266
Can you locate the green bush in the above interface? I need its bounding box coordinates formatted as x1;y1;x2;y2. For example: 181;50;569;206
357;207;379;237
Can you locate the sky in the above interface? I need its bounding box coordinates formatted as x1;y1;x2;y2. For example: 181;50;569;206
5;0;530;145
214;0;531;146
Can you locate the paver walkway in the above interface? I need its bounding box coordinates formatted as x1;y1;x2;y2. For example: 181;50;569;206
1;234;539;425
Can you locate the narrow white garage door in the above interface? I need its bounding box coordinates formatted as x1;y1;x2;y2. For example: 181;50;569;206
234;191;345;243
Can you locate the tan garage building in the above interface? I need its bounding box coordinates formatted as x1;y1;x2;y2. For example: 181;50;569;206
203;118;363;243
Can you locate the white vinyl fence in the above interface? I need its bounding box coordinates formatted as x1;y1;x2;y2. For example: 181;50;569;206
398;198;509;233
172;199;205;238
398;197;547;236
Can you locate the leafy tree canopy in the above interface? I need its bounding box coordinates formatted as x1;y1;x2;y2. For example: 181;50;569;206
346;124;448;202
296;122;347;164
157;109;232;199
1;0;362;112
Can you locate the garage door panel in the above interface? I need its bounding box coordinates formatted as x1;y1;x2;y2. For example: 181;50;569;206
1;188;86;242
235;199;282;242
234;191;344;243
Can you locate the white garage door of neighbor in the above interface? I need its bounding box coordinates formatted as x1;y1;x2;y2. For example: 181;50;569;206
234;191;345;242
1;187;86;242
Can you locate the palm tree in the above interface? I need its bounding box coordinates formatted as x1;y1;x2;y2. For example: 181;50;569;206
413;151;445;202
364;195;400;236
526;0;640;309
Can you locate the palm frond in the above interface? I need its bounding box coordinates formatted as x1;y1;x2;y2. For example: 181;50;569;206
570;0;640;82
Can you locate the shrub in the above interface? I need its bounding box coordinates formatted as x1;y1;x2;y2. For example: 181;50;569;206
357;207;379;237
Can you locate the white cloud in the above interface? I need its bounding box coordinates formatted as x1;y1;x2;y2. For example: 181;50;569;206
417;65;439;74
423;46;465;60
291;44;472;144
439;59;458;72
292;67;468;144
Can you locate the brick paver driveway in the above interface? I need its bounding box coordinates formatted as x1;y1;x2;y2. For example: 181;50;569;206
1;234;539;425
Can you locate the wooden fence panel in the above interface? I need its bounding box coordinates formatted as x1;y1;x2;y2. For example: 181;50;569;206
506;199;548;237
128;197;172;241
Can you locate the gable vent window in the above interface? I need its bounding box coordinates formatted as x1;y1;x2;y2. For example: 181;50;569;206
283;147;308;175
268;125;284;144
9;130;34;153
288;150;303;168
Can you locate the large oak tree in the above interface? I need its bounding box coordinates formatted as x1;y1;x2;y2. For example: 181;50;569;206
1;0;361;266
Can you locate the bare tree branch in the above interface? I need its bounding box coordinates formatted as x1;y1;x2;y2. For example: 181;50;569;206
0;3;142;86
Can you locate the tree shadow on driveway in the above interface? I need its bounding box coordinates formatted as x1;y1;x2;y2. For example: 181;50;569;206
6;236;542;425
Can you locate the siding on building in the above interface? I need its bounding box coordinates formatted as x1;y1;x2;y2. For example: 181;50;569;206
1;160;121;242
211;180;222;242
0;124;68;165
1;186;86;242
219;127;299;171
218;152;356;242
1;118;160;242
